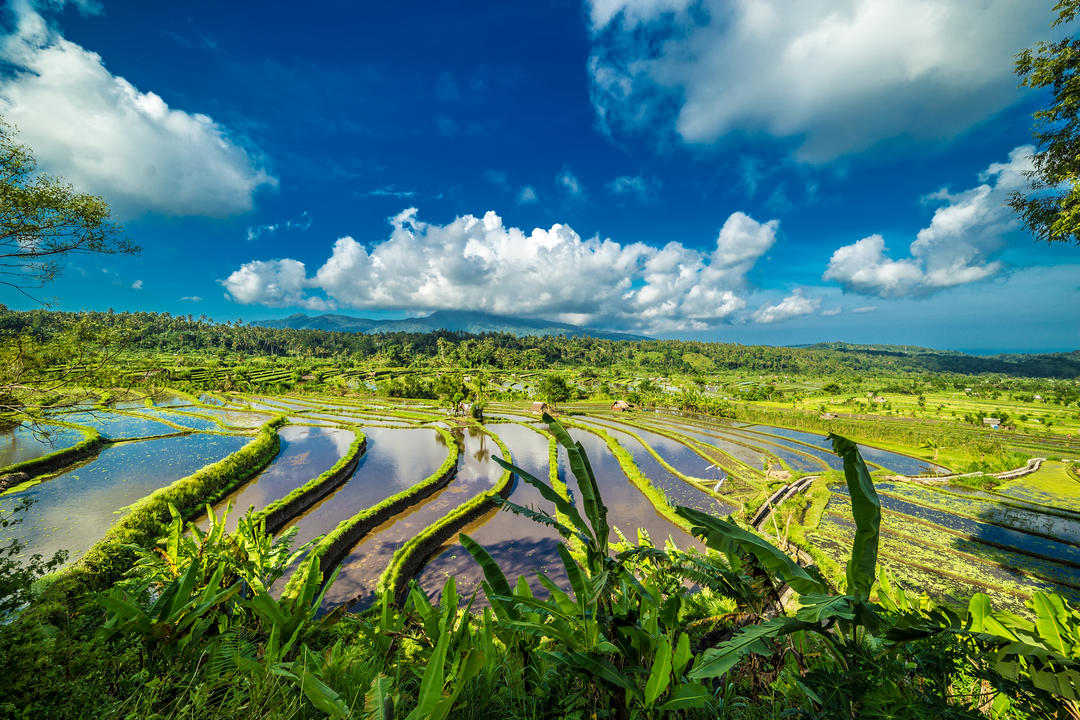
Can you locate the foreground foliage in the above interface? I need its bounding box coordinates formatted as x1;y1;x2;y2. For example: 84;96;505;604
0;420;1077;718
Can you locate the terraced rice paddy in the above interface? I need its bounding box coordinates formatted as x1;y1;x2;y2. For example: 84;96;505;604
0;423;85;467
206;425;356;531
417;423;565;601
1;392;1075;618
0;434;250;563
51;410;181;440
282;426;450;550
324;425;503;611
996;461;1080;512
812;481;1080;613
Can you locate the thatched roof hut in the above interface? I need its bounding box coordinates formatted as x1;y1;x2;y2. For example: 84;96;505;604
611;400;632;412
531;401;552;414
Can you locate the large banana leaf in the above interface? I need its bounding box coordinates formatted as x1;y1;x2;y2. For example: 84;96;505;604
828;434;880;601
490;493;590;547
459;532;515;619
492;455;593;546
688;616;811;679
675;506;825;597
643;636;672;706
543;414;609;554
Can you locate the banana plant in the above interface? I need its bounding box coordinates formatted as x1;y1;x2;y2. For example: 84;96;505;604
103;500;352;715
128;501;312;594
358;576;490;720
681;433;1080;717
462;413;715;716
401;577;487;720
100;558;240;670
240;551;340;666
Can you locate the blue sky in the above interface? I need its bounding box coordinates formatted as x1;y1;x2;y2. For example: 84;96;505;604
1;0;1078;353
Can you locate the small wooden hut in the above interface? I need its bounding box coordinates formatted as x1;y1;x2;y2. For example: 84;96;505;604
531;401;552;415
611;400;632;412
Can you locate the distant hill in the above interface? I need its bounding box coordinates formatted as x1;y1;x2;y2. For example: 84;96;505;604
255;310;651;341
803;342;1080;377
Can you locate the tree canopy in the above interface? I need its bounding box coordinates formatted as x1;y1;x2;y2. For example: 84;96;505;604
0;118;138;296
1011;1;1080;245
537;373;572;406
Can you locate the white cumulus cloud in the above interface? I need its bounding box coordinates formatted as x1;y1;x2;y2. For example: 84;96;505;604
221;258;331;311
824;145;1032;297
222;208;779;333
586;0;1054;161
752;291;820;324
0;1;276;217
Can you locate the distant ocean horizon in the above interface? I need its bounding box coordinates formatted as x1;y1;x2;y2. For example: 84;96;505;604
949;347;1078;356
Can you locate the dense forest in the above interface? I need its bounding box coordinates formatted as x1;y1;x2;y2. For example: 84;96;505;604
3;308;1078;378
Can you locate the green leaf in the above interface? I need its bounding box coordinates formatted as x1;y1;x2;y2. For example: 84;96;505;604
296;655;351;719
644;636;673;707
492;496;591;546
556;543;588;605
828;433;880;601
429;649;485;720
535;572;579;617
542;415;609;553
501;619;577;647
460;533;513;599
689;617;809;680
658;683;710;712
795;594;856;623
364;675;395;720
672;632;691;677
1032;592;1068;655
438;576;458;636
407;628;449;720
968;594;1020;640
492;455;593;545
674;507;824;596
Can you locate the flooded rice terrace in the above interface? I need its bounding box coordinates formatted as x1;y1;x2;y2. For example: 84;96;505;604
0;434;250;564
417;423;566;602
0;423;86;468
1;393;1074;617
323;424;501;611
206;425;356;531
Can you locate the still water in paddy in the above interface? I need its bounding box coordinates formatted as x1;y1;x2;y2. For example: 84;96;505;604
647;416;769;470
0;423;85;468
573;417;735;517
743;425;948;475
180;407;273;428
417;423;565;602
322;425;501;612
279;427;449;554
207;426;354;531
51;410;179;440
0;434;249;564
128;408;223;432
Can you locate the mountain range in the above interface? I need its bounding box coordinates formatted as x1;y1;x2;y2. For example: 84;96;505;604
253;310;651;341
